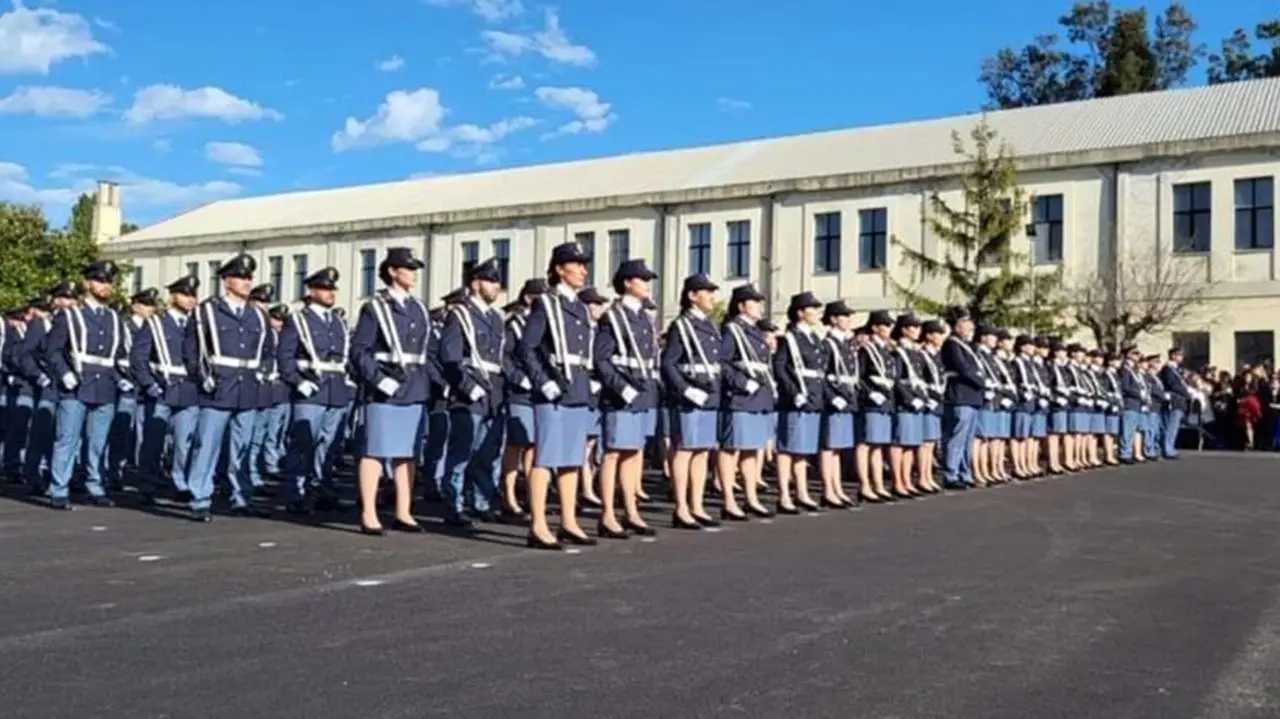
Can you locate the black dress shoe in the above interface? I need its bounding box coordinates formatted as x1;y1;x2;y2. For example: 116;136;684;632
392;519;425;533
622;519;656;536
526;533;563;550
191;509;213;523
692;514;721;528
286;501;313;516
136;493;157;507
746;504;774;518
797;500;821;512
596;521;630;540
500;507;529;525
174;489;193;502
87;495;114;508
671;513;703;530
720;508;749;522
776;504;801;515
556;528;598;546
820;498;845;510
360;524;385;536
50;497;72;511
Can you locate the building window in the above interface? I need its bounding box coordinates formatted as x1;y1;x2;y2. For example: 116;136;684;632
814;212;841;274
268;256;283;300
185;261;198;281
1173;182;1212;253
460;241;479;281
1030;194;1064;264
359;249;376;298
858;208;888;271
207;261;220;298
574;231;596;285
1235;330;1274;369
1235;177;1274;251
1172;331;1210;372
292;254;308;300
726;220;751;279
688;223;711;275
131;266;143;294
608;229;630;272
492;238;510;290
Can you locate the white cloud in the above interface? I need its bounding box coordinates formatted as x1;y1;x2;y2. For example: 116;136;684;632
481;9;594;66
488;73;523;90
0;161;241;214
0;85;110;117
717;97;751;113
376;54;404;72
423;116;538;163
152;138;171;153
0;1;110;75
124;84;284;124
425;0;523;22
226;167;262;178
92;17;118;32
332;88;448;151
535;86;614;137
204;141;263;168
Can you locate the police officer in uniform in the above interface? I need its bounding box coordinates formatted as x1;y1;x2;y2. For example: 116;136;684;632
594;259;661;537
1159;347;1191;459
660;274;724;529
499;278;547;520
18;286;75;495
259;305;292;483
183;254;275;521
773;291;826;514
890;313;928;497
2;301;31;481
716;283;775;519
110;288;157;489
278;267;352;514
939;307;983;490
857;310;898;500
439;258;508;528
917;320;948;492
349;247;433;534
819;301;859;507
518;242;597;550
422;287;466;504
45;261;127;509
131;275;201;503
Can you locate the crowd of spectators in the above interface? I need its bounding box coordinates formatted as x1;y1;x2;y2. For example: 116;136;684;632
1184;363;1279;450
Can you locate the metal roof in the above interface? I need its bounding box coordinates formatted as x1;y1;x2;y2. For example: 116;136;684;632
122;77;1280;245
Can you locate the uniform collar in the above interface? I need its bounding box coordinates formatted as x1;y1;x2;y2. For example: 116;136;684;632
167;308;187;322
687;307;706;321
829;328;849;341
555;284;577;301
83;297;105;311
621;295;643;311
309;303;330;319
223;295;246;311
469;294;490;313
386;286;410;302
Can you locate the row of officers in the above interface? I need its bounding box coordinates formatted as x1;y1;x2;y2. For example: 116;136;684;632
0;244;1201;551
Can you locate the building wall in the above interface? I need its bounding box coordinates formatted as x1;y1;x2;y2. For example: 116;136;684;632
114;148;1280;370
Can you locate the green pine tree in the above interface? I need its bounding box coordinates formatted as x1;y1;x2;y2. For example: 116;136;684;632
890;118;1073;335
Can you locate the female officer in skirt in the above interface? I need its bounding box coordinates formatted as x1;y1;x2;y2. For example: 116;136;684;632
518;242;597;550
578;286;608;508
772;292;826;514
593;259;661;538
972;325;1001;486
1010;335;1040;478
499;278;547;520
659;274;723;529
817;301;858;508
1046;340;1072;474
917;320;947;493
857;311;898;502
716;283;774;519
890;313;927;497
348;247;433;535
991;330;1018;483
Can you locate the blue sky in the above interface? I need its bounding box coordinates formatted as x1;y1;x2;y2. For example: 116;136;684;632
0;0;1274;226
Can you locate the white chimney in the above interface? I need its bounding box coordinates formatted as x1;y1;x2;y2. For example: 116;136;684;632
91;180;122;243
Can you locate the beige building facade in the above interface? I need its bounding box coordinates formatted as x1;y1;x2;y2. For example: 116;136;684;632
103;79;1280;370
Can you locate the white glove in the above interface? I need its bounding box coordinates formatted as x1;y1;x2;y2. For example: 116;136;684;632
519;377;532;391
744;379;760;395
683;387;708;406
117;380;134;392
999;398;1012;409
1055;397;1067;407
540;381;561;401
793;393;808;409
38;374;51;388
376;377;401;397
620;385;639;405
297;381;318;397
831;396;847;411
983;391;994;400
869;391;886;406
926;399;940;411
911;398;925;411
1038;399;1048;409
61;372;78;390
1080;398;1093;407
468;385;486;402
590;380;601;394
984;380;995;389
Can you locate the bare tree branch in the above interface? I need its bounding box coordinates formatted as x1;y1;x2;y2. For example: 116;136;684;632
1074;246;1213;351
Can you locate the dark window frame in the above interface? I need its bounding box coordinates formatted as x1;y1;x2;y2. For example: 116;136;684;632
858;208;887;272
688;223;711;275
1173;182;1212;254
1234;177;1274;251
813;212;841;274
726;220;751;279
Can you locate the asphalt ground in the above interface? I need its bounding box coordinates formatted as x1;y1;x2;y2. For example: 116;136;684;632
2;454;1280;718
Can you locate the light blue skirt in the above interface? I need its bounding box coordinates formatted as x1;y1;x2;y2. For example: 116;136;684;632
996;411;1012;439
643;408;658;438
778;410;821;455
534;404;592;469
506;404;536;446
721;411;772;451
1050;411;1070;434
822;412;856;450
922;413;942;442
363;403;425;460
1070;410;1091;434
895;412;923;447
862;412;893;446
1105;414;1120;435
1014;412;1035;439
676;409;718;450
1090;411;1106;434
1032;413;1048;438
588;408;601;437
604;410;649;451
977;409;998;439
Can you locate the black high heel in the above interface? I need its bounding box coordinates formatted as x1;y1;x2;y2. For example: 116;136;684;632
797;499;822;512
392;519;425;533
776;504;801;516
623;518;657;536
360;524;385;536
556;528;598;546
596;521;630;540
746;504;774;518
692;513;721;528
671;513;703;530
720;507;749;522
526;533;563;551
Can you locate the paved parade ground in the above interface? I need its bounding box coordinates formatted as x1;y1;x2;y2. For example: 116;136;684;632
3;456;1280;718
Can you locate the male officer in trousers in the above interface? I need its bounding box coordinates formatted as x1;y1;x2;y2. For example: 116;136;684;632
278;267;351;513
245;283;279;490
939;306;984;490
420;286;466;503
17;286;77;494
109;287;158;489
2;302;31;481
131;275;201;503
439;260;507;527
45;261;128;509
183;254;275;522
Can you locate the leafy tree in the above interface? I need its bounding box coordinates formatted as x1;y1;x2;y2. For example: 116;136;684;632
59;192;135;305
890;119;1072;335
980;1;1202;109
0;203;56;310
1208;21;1280;83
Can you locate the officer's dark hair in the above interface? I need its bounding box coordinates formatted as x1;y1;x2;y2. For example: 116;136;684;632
787;303;805;324
679;291;694;311
378;261;393;286
612;274;627;296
